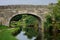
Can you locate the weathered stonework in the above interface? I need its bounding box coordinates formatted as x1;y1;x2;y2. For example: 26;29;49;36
0;5;52;40
0;5;50;26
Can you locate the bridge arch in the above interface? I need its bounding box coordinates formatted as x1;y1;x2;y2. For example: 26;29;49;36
9;13;43;26
8;13;43;31
7;13;44;40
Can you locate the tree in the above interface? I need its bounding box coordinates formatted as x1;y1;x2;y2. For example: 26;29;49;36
44;0;60;40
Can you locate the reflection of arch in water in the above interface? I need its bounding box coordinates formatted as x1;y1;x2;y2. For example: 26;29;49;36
9;13;43;40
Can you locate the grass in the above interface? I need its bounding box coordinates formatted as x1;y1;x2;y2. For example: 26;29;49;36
0;25;20;40
0;25;8;30
0;30;17;40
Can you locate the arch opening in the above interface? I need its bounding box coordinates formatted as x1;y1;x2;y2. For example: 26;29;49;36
9;14;42;40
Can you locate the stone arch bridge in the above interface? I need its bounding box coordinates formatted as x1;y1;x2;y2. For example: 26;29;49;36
0;5;51;40
0;5;50;26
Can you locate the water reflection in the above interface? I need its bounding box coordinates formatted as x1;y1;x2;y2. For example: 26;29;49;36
16;31;36;40
16;27;39;40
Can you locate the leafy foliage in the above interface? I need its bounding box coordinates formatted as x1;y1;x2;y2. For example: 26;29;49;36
44;0;60;31
10;14;39;28
44;1;60;40
23;27;38;39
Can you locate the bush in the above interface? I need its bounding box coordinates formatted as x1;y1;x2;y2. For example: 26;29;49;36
0;25;8;30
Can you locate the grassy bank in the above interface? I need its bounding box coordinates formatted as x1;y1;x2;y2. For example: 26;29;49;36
0;30;17;40
0;25;20;40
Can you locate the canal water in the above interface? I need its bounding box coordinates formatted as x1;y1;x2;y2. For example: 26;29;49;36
16;31;36;40
15;27;39;40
